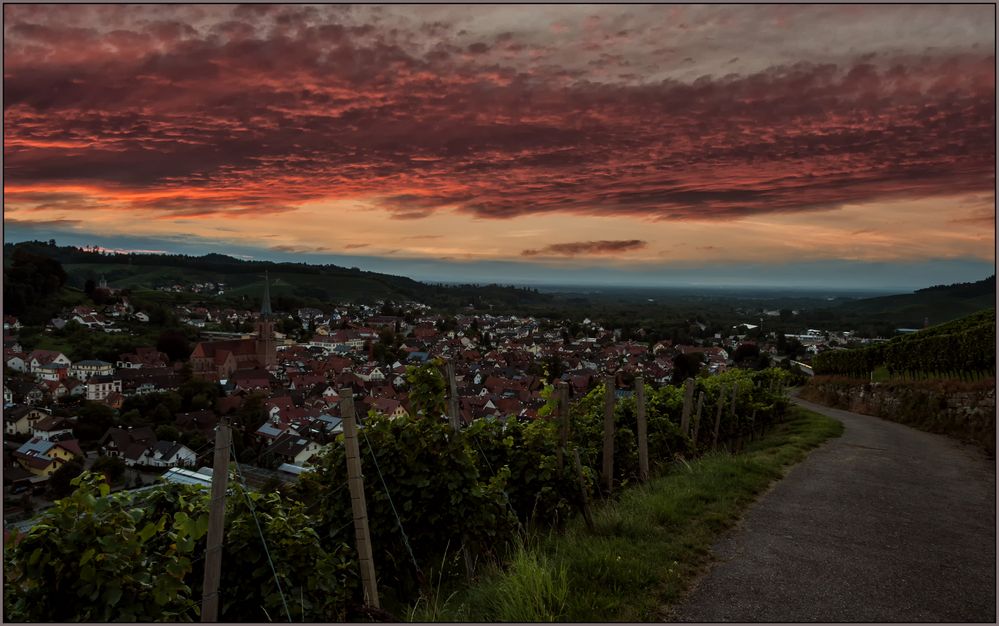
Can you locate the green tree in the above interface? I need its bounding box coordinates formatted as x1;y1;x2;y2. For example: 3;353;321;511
299;414;517;601
156;329;190;363
732;342;761;365
405;362;447;419
4;472;356;622
671;352;704;384
91;455;127;484
47;459;85;499
155;424;181;442
151;403;174;426
4;473;204;621
76;402;117;443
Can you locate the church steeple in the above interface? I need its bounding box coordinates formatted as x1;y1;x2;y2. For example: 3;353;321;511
255;270;277;368
261;270;272;317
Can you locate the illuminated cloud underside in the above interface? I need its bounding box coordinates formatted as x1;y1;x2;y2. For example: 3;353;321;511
3;4;995;279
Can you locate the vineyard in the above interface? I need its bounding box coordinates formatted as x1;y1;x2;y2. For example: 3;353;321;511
4;366;794;622
812;309;996;380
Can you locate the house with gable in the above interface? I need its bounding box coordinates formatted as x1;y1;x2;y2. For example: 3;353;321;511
149;441;198;468
13;437;83;477
370;397;409;420
300;413;343;443
99;426;158;466
5;351;27;373
34;362;68;383
30;415;75;441
27;349;71;374
254;418;295;443
117;347;169;369
4;406;51;436
262;433;324;466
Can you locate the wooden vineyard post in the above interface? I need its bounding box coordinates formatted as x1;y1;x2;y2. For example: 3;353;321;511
573;448;595;531
680;378;694;436
557;382;570;473
712;385;726;451
446;360;461;432
444;364;475;578
750;407;758;441
691;391;705;448
340;392;380;609
729;383;739;449
636;376;648;482
602;374;616;495
201;419;231;623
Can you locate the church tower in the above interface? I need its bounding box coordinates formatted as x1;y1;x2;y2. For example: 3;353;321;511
255;271;277;368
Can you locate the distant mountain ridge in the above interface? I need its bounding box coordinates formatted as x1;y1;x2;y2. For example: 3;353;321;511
3;240;994;326
2;240;551;310
915;275;995;297
831;274;995;328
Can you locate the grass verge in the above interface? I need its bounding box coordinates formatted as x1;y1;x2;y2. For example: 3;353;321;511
410;406;843;622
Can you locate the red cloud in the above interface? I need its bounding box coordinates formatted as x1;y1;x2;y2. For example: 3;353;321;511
3;6;995;225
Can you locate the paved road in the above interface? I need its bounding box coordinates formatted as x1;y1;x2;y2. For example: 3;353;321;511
675;396;996;623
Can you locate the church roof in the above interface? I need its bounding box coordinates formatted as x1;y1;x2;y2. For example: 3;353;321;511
193;339;258;359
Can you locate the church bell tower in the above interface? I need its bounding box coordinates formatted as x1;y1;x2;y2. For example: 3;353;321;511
255;271;277;368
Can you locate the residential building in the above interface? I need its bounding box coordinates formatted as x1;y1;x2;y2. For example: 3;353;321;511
13;437;83;477
69;359;115;381
86;376;123;401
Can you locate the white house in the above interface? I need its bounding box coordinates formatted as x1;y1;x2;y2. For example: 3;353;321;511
5;355;27;373
149;441;198;468
69;359;115;382
28;350;71;374
35;363;67;382
266;434;324;466
4;406;51;436
86;376;123;401
30;415;74;441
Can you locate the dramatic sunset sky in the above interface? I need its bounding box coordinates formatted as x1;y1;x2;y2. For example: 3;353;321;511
3;4;996;289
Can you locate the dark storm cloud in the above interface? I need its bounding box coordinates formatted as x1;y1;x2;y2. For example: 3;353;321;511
522;240;647;257
3;5;994;223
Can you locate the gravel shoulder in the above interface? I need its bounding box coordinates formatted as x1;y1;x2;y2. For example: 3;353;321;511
674;396;996;623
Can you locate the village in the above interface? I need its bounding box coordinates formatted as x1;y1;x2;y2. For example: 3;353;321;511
1;277;854;527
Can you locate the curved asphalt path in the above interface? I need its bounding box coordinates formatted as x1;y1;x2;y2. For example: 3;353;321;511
675;396;996;623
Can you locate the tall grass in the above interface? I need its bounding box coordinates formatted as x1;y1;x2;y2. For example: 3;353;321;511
420;406;843;622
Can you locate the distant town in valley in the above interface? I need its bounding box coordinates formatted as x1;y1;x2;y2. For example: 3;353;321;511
3;239;994;513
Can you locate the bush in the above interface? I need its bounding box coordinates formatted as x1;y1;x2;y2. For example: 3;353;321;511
298;413;518;603
91;455;127;484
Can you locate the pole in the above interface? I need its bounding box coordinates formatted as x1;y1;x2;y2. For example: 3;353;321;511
712;385;726;451
444;365;474;578
573;448;595;532
680;378;694;436
446;361;461;431
692;391;705;448
636;376;648;482
201;420;231;623
341;392;380;609
557;382;570;473
602;374;615;495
